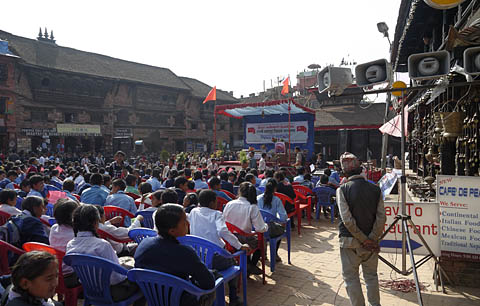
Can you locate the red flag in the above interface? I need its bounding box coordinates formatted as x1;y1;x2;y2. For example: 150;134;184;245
281;77;289;95
203;86;216;104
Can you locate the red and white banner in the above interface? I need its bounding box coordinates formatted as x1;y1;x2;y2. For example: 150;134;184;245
245;121;308;144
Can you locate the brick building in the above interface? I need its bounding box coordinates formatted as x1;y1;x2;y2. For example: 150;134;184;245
0;29;237;155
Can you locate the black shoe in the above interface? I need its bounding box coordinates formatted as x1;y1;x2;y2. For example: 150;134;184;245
247;264;263;275
229;297;243;306
275;255;282;263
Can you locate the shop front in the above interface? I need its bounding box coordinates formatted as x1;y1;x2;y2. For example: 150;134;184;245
113;128;134;154
20;124;102;153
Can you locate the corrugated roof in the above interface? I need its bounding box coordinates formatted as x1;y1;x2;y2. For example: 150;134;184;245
179;77;238;103
0;30;190;91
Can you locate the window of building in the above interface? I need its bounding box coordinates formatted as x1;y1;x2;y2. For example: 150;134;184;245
0;64;7;85
65;112;76;123
90;112;104;123
31;111;48;121
191;122;198;130
0;97;7;114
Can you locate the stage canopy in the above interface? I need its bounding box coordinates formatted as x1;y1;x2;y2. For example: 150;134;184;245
215;98;315;119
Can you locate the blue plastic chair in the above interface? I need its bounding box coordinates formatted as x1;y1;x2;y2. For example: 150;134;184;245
128;227;157;244
178;235;247;306
135;210;154;229
63;254;143;306
46;203;54;217
257;186;265;194
259;210;291;272
233;185;239;196
127;268;223;306
311;176;320;186
312;186;337;223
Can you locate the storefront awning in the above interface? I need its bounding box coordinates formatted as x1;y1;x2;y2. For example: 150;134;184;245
215;98;315;119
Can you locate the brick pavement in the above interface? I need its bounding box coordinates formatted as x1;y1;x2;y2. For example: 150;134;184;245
244;217;480;306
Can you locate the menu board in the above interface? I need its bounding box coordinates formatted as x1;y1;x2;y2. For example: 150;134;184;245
437;175;480;262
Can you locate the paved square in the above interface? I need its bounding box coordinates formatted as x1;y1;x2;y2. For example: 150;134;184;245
245;217;480;306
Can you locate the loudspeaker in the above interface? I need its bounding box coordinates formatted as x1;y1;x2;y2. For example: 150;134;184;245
355;59;391;87
317;66;353;96
464;46;480;75
408;50;450;80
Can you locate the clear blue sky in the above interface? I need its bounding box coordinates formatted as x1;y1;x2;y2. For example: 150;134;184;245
1;0;401;97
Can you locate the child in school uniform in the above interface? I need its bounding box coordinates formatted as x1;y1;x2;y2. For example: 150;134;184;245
223;182;268;275
135;204;215;306
182;192;198;213
188;190;249;306
10;196;49;247
140;190;162;212
0;189;21;216
256;179;288;262
49;198;79;252
65;205;144;306
95;205;143;256
1;251;62;306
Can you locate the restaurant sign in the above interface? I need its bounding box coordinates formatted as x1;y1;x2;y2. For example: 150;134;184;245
56;124;101;136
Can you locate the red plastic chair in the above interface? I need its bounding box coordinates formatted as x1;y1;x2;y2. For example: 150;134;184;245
275;192;303;235
225;222;266;284
134;196;152;209
13;183;20;189
291;182;301;185
23;242;82;306
292;185;313;226
220;189;236;200
0;240;25;275
103;206;135;227
72;194;81;201
126;192;140;200
97;228;132;243
0;211;11;226
216;197;229;211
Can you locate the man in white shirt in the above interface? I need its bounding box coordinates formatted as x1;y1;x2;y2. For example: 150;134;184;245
162;159;176;179
97;206;143;255
258;153;267;173
293;167;305;183
223;188;268;275
38;155;46;166
188;190;249;306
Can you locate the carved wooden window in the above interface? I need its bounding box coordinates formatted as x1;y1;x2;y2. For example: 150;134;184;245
90;112;104;123
0;64;7;85
31;111;48;121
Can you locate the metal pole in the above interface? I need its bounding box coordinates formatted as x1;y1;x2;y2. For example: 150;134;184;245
400;89;407;273
380;92;391;169
213;102;217;152
288;99;291;163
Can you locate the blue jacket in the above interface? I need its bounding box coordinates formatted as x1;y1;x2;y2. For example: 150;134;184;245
11;211;49;248
80;185;109;206
220;180;234;193
105;191;137;226
135;236;215;306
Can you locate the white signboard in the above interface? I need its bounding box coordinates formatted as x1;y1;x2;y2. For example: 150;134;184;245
245;121;308;144
380;202;440;256
437;175;480;262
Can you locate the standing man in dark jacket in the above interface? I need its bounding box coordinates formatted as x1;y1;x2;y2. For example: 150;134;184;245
337;152;385;306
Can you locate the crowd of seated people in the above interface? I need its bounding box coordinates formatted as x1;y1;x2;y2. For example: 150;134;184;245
0;149;339;306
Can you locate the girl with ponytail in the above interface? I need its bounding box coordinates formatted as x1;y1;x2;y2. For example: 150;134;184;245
66;205;143;305
223;182;268;275
256;179;288;262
